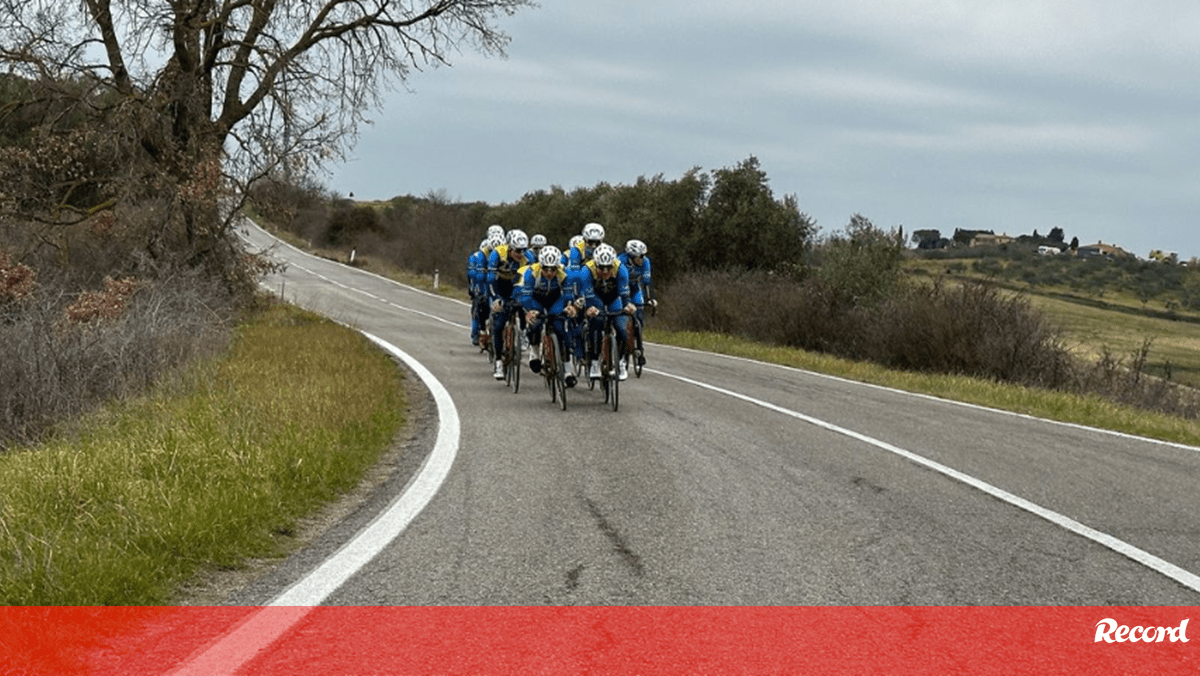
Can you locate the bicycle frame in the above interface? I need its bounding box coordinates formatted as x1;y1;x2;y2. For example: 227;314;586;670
496;297;523;392
596;310;626;412
534;312;570;411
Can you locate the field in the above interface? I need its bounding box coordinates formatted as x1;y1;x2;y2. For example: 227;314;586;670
904;252;1200;388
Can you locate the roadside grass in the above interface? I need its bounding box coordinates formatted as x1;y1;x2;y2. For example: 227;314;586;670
0;304;404;605
645;328;1200;448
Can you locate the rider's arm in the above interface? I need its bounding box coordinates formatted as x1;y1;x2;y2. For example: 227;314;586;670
642;257;653;302
468;252;482;297
486;249;501;301
518;267;538;311
617;264;632;306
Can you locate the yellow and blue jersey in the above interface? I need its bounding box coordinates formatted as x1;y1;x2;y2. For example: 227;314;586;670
519;263;575;315
581;259;631;311
488;244;534;300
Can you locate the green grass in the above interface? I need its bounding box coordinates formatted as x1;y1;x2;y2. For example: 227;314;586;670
645;328;1200;448
0;304;404;605
1024;293;1200;386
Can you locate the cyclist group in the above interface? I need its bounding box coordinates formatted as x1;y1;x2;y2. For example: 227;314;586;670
467;222;655;389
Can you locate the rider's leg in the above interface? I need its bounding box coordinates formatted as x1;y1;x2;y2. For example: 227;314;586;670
550;317;577;387
492;304;508;379
615;314;631;380
527;315;544;373
634;306;646;365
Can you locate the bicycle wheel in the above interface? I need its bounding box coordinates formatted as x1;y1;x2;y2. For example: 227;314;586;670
632;318;644;378
584;328;597;390
543;334;557;403
502;321;514;389
509;322;522;393
551;333;567;411
607;330;620;412
482;316;495;362
600;331;612;404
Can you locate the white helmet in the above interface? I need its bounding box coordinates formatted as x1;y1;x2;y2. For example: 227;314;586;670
593;244;618;266
625;239;647;257
487;233;505;250
569;235;584;249
487;224;504;239
582;222;605;243
531;234;547;248
539;245;563;268
479;239;490;253
508;230;530;249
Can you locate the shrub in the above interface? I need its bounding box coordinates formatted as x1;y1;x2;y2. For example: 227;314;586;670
661;272;1078;387
0;251;36;303
858;279;1078;388
0;269;236;450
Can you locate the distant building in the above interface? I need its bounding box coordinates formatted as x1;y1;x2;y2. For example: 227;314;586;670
969;232;1013;248
1077;241;1132;259
1149;249;1179;264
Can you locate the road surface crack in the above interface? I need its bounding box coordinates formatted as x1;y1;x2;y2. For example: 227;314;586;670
585;497;645;577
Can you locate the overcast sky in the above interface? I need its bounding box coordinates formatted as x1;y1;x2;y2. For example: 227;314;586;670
327;1;1199;260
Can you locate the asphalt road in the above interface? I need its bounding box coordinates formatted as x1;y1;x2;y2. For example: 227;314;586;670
229;221;1200;608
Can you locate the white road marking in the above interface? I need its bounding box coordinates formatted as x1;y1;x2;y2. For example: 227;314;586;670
653;368;1200;595
169;333;460;675
657;342;1200;455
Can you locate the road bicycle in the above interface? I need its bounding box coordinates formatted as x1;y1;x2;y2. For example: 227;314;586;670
595;310;625;412
531;312;570;410
627;310;645;379
497;297;523;392
624;298;655;379
627;298;657;378
565;306;594;391
475;295;495;363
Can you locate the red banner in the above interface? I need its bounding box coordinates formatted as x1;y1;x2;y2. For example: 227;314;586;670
2;606;1195;674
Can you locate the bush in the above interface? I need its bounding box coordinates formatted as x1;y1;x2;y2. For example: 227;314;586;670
1076;340;1200;418
0;268;236;450
858;279;1078;388
660;272;1076;386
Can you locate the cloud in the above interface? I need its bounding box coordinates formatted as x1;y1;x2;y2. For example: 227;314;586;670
330;1;1200;259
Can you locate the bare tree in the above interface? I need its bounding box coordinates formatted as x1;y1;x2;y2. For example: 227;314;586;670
0;0;533;273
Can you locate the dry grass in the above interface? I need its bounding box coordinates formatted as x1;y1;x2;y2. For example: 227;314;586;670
0;304;404;605
0;268;239;450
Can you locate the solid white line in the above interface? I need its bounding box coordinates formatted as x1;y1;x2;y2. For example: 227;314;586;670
170;332;460;675
653;368;1200;595
656;342;1200;454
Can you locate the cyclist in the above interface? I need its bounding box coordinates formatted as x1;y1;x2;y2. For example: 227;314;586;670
487;229;534;379
565;235;585;269
618;239;655;366
467;238;492;346
557;234;587;365
530;234;548;262
578;244;636;381
520;245;579;388
568;222;606;269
